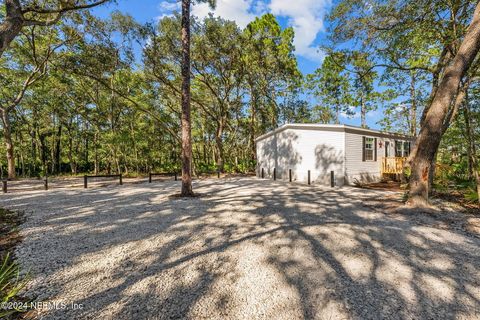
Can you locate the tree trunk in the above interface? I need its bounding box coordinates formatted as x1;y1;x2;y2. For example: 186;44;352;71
360;96;366;128
30;128;37;175
55;124;62;174
68;135;77;174
0;0;24;58
84;134;89;172
180;0;194;196
464;97;480;204
1;109;15;179
249;81;257;162
409;71;417;137
19;150;24;177
39;133;47;175
94;131;99;175
250;102;257;162
215;121;225;173
335;104;340;125
408;4;480;206
464;102;474;180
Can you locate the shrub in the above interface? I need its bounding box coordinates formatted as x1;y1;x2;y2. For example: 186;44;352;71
465;187;479;203
0;253;29;318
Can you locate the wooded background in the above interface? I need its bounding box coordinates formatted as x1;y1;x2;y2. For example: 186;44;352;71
0;0;479;204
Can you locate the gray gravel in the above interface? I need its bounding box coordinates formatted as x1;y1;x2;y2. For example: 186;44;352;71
1;177;479;319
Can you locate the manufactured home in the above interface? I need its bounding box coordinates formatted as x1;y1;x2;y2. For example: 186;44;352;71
256;124;415;186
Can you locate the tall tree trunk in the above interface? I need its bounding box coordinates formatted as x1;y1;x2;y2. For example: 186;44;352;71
360;96;366;128
335;103;340;125
129;121;139;173
94;131;99;175
20;152;24;177
1;109;15;179
0;0;23;58
180;0;194;196
55;125;62;174
39;133;47;175
408;4;480;206
215;121;225;172
249;81;257;162
30;124;38;176
68;134;76;175
84;134;89;172
464;100;474;179
410;71;417;137
463;97;480;204
250;102;257;162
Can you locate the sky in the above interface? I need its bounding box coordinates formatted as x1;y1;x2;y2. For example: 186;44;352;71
92;0;384;129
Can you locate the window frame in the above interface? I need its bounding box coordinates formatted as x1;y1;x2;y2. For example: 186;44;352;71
395;140;403;157
364;137;375;161
403;141;410;157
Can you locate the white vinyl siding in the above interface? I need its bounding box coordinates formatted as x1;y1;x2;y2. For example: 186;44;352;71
257;127;345;186
256;124;415;186
345;131;381;184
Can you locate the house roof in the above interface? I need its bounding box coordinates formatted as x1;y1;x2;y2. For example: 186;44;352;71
255;123;415;142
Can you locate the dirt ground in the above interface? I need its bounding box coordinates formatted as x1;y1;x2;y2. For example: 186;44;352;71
0;177;479;319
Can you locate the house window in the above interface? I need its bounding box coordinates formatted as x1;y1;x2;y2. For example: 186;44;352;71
395;140;403;157
394;140;411;157
403;141;410;157
385;141;390;157
364;137;374;161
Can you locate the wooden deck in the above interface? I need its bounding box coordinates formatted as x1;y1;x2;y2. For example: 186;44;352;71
381;157;407;174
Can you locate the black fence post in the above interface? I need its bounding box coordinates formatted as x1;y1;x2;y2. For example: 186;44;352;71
273;168;276;181
119;174;123;185
44;175;48;190
330;171;334;187
149;173;152;183
308;170;311;185
174;172;178;181
261;168;264;179
289;169;292;182
2;180;6;193
217;170;220;179
84;175;87;189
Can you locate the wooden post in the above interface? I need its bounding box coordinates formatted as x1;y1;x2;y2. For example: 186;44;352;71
330;171;334;187
217;170;220;179
84;175;87;189
289;169;292;182
175;172;178;181
44;175;48;190
308;170;311;185
2;180;6;193
119;174;123;185
261;168;264;179
149;173;152;183
273;168;276;181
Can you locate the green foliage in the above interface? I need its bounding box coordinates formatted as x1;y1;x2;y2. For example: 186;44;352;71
0;254;29;318
306;53;350;124
465;188;479;202
0;11;305;177
327;0;480;202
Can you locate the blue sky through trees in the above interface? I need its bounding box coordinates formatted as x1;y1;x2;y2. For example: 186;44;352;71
92;0;385;129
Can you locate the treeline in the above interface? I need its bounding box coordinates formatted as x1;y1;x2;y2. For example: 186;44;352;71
1;1;479;205
0;12;313;178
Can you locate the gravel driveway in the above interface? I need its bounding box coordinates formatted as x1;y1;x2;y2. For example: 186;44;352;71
1;177;479;319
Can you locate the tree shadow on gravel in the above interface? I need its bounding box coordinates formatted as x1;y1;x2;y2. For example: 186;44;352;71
0;177;479;319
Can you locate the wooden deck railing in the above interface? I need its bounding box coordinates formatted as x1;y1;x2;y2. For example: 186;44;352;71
381;157;407;174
